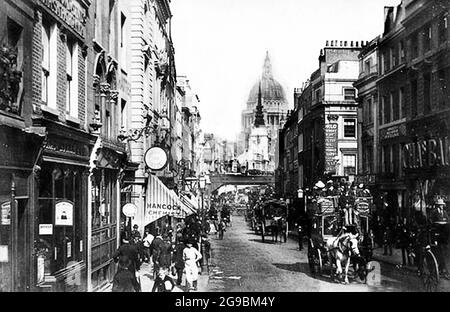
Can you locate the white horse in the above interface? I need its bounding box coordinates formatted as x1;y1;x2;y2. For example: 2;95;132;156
324;233;360;284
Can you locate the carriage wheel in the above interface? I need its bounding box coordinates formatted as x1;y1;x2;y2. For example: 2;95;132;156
422;251;439;292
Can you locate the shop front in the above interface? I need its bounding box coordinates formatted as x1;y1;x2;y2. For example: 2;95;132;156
89;140;128;291
0;125;44;292
403;114;450;218
33;120;95;292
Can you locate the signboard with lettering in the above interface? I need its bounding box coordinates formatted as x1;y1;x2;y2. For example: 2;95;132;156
145;202;187;224
324;123;338;173
1;201;13;225
38;0;88;39
380;124;406;140
403;136;450;169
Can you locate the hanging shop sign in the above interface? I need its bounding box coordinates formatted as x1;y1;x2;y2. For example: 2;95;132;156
122;203;138;218
38;0;88;39
403;136;450;169
144;147;168;171
55;201;74;226
324;123;338;173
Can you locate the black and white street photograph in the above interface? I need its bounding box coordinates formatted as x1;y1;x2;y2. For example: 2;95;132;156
0;0;449;296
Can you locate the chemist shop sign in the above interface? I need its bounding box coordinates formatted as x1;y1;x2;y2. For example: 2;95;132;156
145;202;186;223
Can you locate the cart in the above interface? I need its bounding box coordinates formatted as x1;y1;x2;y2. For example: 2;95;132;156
254;199;287;243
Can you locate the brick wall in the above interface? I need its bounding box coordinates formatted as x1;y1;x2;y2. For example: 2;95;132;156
32;7;90;130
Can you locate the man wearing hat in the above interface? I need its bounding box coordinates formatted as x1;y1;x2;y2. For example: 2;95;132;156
430;198;450;279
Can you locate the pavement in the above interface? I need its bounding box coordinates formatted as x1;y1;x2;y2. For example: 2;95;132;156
101;256;209;293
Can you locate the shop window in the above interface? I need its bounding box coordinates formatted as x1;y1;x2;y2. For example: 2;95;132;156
344;88;356;101
439;15;448;45
37;164;84;289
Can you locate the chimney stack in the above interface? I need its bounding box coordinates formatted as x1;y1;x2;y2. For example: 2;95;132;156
326;40;329;47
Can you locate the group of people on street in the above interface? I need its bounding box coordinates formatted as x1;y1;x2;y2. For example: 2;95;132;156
111;215;215;292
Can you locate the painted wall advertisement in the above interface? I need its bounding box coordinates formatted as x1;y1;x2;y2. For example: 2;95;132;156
324;123;338;173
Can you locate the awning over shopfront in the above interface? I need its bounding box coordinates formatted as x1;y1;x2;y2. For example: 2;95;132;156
180;193;199;215
145;174;194;224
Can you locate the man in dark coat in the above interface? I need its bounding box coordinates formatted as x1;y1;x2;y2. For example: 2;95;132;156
173;234;186;286
113;237;141;276
150;233;164;278
112;255;141;292
112;236;141;292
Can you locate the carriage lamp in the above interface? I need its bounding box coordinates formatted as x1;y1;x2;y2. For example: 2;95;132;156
297;189;304;199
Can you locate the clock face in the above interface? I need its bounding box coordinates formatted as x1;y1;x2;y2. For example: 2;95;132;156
144;147;168;171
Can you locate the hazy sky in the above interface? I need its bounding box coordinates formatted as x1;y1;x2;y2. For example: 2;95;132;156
171;0;401;140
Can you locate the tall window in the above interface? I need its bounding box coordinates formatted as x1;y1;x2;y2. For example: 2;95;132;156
399;40;405;63
390;47;397;68
121;99;127;130
365;59;371;74
399;87;405;119
410;32;419;59
391;91;399;121
423;73;431;114
344;88;356;101
41;22;51;104
423;25;432;52
120;13;127;69
411;79;418;117
7;18;23;114
65;38;78;117
344;119;356;138
383;51;390;72
439;15;448;45
383;95;391;124
343;154;356;175
438;69;449;110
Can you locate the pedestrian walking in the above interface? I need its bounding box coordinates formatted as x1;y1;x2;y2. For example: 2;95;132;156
112;235;141;292
296;221;304;251
382;221;393;256
112;255;141;292
200;235;212;273
150;231;164;278
183;239;202;291
173;234;186;286
142;230;154;263
218;220;226;240
152;267;176;292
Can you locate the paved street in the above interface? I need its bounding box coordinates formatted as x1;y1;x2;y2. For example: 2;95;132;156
204;216;437;292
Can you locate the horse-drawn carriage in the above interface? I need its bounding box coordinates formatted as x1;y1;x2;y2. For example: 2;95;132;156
253;199;287;243
307;195;374;284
